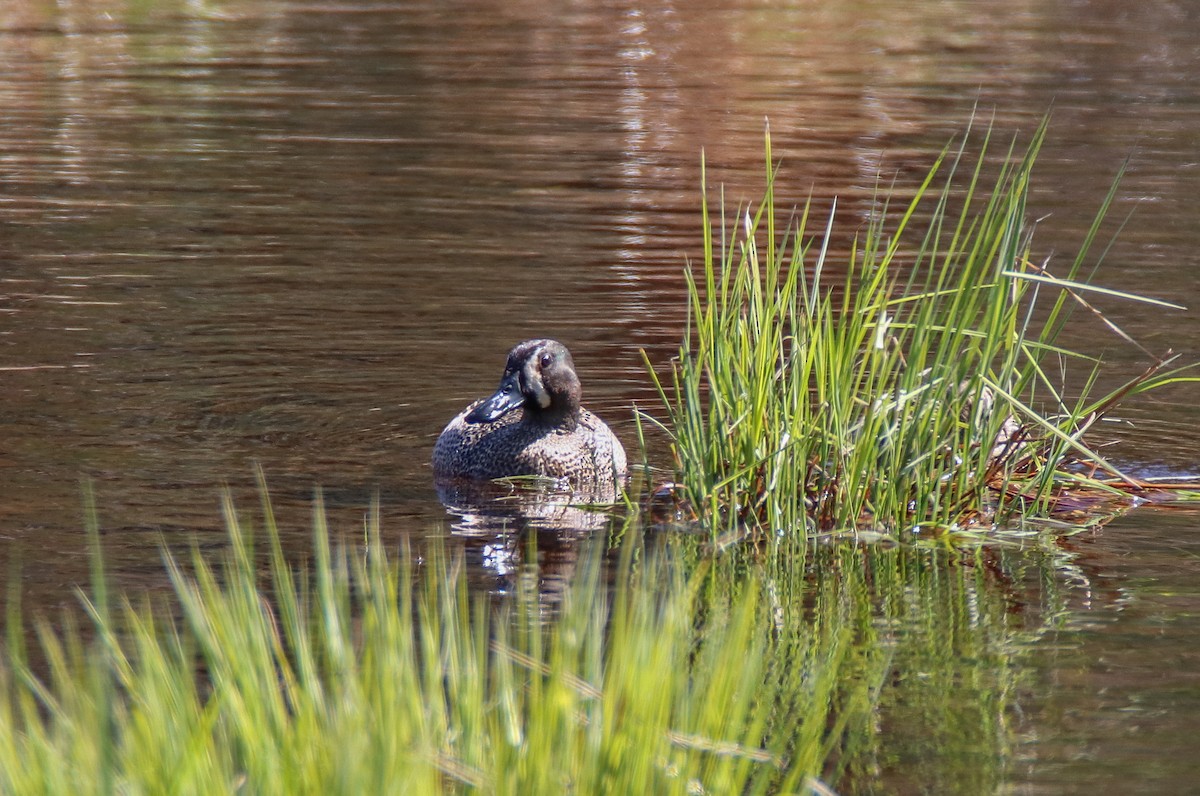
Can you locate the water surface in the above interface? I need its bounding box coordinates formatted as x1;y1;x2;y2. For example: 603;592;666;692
1;0;1198;791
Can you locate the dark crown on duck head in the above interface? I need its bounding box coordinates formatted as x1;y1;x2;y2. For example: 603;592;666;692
465;339;581;427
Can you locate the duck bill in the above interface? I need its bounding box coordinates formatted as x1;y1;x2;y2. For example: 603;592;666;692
465;374;524;424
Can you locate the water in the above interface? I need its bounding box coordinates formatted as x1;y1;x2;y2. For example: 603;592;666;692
1;0;1198;791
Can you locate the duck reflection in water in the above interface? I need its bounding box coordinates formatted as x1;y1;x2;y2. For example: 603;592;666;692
432;339;628;527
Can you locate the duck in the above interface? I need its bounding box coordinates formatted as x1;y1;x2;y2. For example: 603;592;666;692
432;339;628;495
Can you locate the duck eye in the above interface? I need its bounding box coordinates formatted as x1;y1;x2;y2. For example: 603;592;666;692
540;353;553;368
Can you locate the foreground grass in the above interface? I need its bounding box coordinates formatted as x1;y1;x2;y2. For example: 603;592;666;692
645;122;1197;539
0;491;883;795
0;489;1082;795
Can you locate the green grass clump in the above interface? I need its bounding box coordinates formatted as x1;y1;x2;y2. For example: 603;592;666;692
0;491;880;795
645;122;1194;539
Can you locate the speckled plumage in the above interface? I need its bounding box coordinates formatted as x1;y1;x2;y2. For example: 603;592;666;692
432;339;627;494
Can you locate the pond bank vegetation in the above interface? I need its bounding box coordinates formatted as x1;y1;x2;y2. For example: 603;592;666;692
1;487;893;794
4;482;1072;794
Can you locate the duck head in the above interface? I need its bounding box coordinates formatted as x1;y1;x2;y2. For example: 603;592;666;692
465;339;582;427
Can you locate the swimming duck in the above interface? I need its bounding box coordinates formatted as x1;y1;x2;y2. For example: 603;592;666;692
432;339;628;494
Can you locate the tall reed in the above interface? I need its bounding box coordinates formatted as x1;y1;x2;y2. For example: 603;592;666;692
646;123;1188;539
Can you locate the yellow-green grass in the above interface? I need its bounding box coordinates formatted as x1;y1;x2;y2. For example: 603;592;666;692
0;488;882;795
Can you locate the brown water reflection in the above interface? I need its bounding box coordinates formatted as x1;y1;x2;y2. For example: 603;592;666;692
1;0;1198;791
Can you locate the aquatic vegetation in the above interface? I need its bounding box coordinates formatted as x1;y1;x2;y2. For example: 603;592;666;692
0;490;885;795
643;122;1198;540
0;484;1085;795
